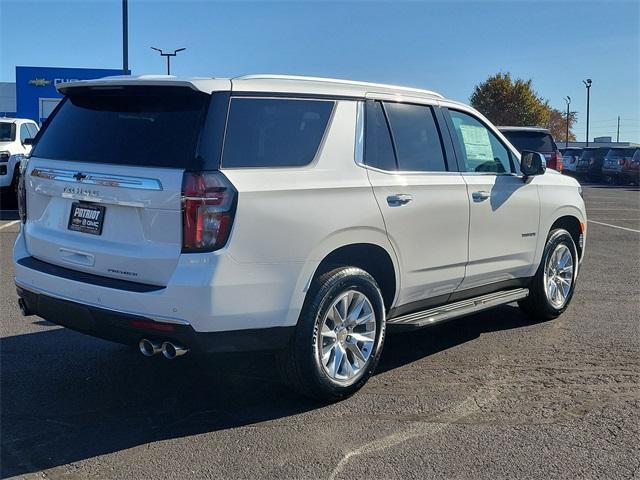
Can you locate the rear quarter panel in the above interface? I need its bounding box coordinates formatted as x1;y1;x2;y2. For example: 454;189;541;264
221;100;398;326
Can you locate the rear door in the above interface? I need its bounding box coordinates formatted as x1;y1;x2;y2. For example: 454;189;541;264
362;99;469;310
23;85;220;286
444;109;540;290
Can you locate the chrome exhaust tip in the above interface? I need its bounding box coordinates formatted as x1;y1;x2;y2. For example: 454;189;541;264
18;298;32;317
161;341;188;359
139;338;162;357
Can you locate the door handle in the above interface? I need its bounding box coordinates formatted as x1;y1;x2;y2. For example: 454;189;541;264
387;194;413;207
472;191;491;202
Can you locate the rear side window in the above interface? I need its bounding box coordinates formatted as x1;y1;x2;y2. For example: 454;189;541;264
222;98;334;168
383;102;447;172
364;101;396;171
31;87;210;168
501;131;557;153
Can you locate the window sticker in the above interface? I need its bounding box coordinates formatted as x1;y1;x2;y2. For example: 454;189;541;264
459;124;494;161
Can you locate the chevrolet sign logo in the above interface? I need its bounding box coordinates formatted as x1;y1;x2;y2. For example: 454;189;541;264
28;78;51;87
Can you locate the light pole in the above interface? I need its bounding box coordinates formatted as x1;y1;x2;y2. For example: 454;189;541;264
583;79;592;147
122;0;128;74
150;47;186;75
564;96;571;149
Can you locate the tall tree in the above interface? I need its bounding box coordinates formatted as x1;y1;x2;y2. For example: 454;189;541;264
547;108;577;142
470;73;550;126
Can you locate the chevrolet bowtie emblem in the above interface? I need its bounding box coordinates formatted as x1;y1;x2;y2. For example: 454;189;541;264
28;78;51;87
73;172;87;181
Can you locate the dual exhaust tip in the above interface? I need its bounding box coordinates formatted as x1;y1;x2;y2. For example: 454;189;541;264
139;338;188;359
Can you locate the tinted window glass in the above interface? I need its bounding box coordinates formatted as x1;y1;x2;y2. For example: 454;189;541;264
501;131;556;153
222;98;333;168
607;148;633;158
26;123;39;138
32;87;210;168
364;101;396;171
449;110;512;174
384;102;446;172
0;122;15;142
20;124;30;142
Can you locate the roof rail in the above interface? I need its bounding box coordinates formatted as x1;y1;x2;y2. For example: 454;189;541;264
234;74;444;99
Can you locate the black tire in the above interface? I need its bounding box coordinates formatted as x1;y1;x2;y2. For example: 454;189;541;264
519;228;579;321
278;267;386;402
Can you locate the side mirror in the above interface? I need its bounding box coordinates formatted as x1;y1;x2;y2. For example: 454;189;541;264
23;138;35;146
521;150;546;178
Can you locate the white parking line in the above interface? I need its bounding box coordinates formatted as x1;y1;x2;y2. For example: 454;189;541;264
588;220;640;233
0;220;20;231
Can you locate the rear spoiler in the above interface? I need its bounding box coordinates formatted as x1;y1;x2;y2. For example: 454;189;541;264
56;76;231;95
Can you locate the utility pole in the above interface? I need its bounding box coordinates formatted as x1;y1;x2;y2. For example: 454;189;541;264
583;79;592;147
150;47;186;75
122;0;128;74
617;116;620;142
564;96;571;148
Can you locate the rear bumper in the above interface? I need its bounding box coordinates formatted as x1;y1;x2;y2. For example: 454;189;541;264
16;285;293;353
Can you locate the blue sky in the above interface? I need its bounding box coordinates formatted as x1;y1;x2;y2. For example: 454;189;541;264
1;0;638;141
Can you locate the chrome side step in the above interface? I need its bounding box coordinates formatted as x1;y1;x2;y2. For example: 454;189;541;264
387;288;529;328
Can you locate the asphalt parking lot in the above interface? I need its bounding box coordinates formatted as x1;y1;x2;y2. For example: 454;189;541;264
1;185;639;480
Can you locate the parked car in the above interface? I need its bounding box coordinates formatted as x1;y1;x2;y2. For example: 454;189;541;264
575;147;610;182
630;149;640;185
602;148;638;184
498;127;563;172
14;75;587;401
0;117;39;196
561;148;583;175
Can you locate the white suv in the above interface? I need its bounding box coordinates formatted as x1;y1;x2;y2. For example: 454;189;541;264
13;75;586;400
1;117;39;195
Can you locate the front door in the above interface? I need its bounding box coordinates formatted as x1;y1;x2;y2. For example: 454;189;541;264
444;108;540;290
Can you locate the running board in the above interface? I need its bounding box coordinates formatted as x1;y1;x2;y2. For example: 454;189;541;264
387;288;529;328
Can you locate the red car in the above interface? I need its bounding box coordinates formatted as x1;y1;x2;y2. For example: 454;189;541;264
498;127;563;172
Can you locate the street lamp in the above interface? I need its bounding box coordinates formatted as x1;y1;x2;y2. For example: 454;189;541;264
583;79;592;147
564;96;571;149
150;47;186;75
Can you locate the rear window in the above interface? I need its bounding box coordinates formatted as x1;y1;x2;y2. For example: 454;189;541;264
607;148;633;158
0;122;15;142
501;131;557;153
31;87;210;168
222;98;334;168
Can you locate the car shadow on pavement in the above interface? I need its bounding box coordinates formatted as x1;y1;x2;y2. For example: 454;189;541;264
1;304;532;477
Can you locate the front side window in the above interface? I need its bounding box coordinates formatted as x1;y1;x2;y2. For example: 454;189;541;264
222;98;334;168
26;123;39;138
448;110;513;174
20;124;30;143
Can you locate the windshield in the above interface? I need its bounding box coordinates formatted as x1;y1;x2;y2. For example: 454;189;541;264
0;122;15;142
502;131;557;153
32;86;210;169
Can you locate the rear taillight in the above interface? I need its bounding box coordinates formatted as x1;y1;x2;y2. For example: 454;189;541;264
552;151;563;171
181;171;237;253
17;157;28;223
